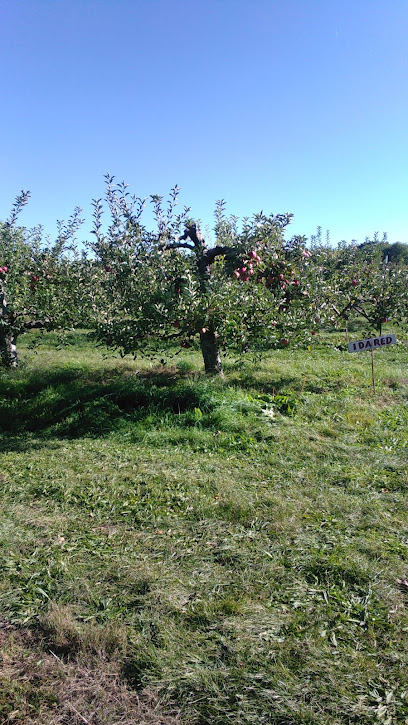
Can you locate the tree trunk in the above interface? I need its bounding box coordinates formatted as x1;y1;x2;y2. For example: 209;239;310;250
0;331;18;367
0;286;18;367
200;328;223;375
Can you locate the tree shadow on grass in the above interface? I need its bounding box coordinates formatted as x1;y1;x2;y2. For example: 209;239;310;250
0;366;205;444
0;363;298;453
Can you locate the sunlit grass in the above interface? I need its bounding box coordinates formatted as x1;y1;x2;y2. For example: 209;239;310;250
1;329;408;723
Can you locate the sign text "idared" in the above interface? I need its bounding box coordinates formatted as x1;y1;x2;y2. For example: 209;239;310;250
348;334;396;353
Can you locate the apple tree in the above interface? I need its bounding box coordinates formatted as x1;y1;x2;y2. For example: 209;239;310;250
312;239;408;336
89;178;320;374
0;191;85;367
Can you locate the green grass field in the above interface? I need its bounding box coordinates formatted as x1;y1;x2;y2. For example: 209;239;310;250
1;329;408;724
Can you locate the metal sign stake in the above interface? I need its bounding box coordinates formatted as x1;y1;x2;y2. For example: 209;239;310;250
371;349;375;395
348;334;397;396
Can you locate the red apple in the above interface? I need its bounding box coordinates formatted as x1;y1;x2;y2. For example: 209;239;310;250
281;338;289;346
200;327;207;334
172;321;180;328
351;279;358;286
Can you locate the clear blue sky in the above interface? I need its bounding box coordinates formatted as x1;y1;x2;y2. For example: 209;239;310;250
1;0;407;246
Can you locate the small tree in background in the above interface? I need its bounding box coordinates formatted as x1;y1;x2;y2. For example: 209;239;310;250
0;192;84;366
89;177;320;374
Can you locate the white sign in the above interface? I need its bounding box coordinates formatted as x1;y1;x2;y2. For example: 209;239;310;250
348;334;396;353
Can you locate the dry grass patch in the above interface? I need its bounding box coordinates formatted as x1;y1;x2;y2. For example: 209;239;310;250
0;620;181;725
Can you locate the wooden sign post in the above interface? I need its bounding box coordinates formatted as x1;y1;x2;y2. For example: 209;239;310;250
348;334;396;393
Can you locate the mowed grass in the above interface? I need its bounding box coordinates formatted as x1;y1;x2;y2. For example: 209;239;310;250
1;330;408;724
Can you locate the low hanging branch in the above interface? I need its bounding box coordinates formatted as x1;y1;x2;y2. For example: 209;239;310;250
332;297;379;324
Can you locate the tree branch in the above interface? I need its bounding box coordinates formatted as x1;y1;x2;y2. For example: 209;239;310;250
203;246;236;264
198;245;238;277
22;319;52;330
179;224;206;250
332;300;354;319
351;305;371;322
162;242;195;251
